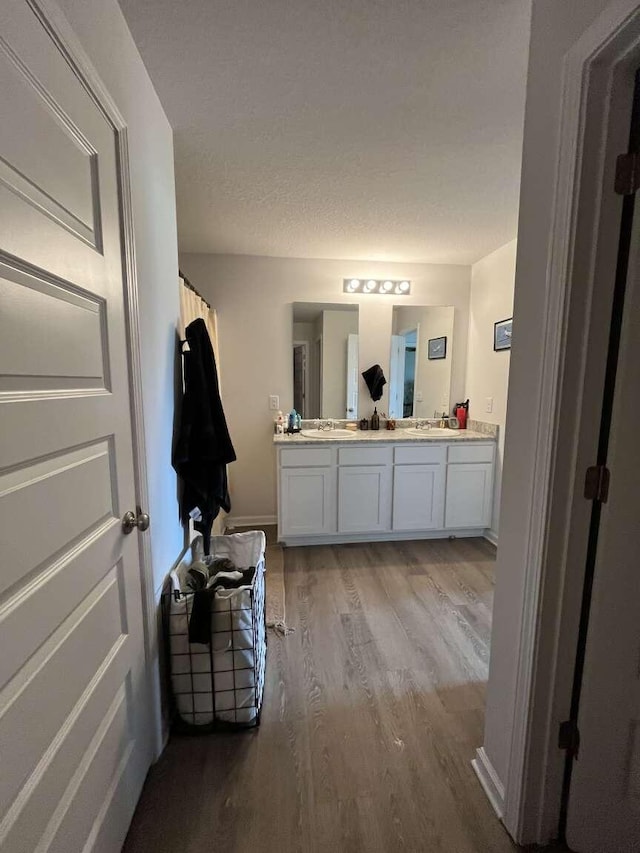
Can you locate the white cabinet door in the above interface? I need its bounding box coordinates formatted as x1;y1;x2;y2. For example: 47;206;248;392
280;467;336;536
338;466;392;533
444;463;493;529
393;465;445;531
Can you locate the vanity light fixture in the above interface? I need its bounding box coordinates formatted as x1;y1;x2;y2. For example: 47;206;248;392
342;278;412;295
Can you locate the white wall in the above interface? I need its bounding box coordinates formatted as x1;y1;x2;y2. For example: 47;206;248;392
480;0;614;825
179;253;471;523
465;239;516;541
394;305;455;418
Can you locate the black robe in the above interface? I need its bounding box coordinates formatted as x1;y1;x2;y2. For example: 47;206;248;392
172;318;236;553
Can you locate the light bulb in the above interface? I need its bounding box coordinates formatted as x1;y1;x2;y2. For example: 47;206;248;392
364;279;377;292
399;281;410;293
347;279;360;292
382;280;393;293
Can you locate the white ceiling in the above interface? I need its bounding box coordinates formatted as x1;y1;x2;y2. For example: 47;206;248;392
119;0;530;264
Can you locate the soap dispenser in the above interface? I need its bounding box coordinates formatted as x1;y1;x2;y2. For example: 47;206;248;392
371;407;380;431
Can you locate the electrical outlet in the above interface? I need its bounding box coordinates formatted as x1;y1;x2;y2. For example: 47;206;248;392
485;396;493;413
269;395;279;411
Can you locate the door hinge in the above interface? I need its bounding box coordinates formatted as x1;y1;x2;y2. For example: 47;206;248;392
615;151;640;195
584;465;610;503
559;719;580;759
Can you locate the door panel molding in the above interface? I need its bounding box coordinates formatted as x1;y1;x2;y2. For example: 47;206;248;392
26;0;161;758
0;30;101;247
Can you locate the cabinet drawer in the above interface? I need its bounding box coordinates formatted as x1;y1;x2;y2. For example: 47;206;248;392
447;443;495;464
338;446;393;466
394;445;446;465
280;447;333;467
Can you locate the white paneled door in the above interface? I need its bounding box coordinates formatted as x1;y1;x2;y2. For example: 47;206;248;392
0;3;151;852
565;155;640;853
346;332;359;418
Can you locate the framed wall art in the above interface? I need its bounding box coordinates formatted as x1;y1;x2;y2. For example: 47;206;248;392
428;336;447;360
494;317;512;351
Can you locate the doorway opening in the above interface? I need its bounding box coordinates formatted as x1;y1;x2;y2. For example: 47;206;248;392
292;341;308;417
401;328;417;417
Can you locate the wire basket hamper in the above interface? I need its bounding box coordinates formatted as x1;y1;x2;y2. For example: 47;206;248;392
163;530;267;732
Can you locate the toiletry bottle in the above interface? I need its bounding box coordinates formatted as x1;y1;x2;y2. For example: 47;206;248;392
276;411;284;434
296;412;302;430
288;409;296;432
371;407;380;430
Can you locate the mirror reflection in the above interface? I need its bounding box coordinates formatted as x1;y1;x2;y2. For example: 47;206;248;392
388;305;454;419
292;302;359;419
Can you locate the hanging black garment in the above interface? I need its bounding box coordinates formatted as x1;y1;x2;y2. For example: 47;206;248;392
173;318;236;553
361;363;387;402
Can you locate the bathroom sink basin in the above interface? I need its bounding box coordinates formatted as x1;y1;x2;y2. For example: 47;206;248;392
300;428;356;439
405;427;457;437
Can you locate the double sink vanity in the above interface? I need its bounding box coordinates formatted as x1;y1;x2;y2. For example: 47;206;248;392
285;299;496;546
274;425;496;545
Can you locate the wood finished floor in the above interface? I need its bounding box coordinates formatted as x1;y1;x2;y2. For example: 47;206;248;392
124;536;524;853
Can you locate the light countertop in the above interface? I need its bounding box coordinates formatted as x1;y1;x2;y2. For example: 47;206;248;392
273;428;494;445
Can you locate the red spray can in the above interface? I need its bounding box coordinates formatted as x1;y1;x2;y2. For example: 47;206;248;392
455;400;469;429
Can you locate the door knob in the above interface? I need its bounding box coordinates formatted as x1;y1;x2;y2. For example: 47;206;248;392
122;509;150;534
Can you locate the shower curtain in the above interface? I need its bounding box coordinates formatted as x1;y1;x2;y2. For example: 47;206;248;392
178;275;228;535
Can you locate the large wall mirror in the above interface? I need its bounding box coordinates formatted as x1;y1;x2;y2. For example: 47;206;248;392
292;302;359;419
388;305;454;419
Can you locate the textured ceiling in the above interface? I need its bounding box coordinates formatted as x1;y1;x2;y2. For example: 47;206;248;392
119;0;530;264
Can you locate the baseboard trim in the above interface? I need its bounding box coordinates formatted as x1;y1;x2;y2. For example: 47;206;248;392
472;747;505;820
280;528;485;547
227;515;277;529
484;528;499;547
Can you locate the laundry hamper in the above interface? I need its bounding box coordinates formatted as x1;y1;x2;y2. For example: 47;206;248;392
165;530;267;731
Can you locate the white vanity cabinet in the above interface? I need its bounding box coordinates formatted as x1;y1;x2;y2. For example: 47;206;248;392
392;445;446;531
279;448;336;537
276;437;495;544
444;444;494;529
338;446;393;533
